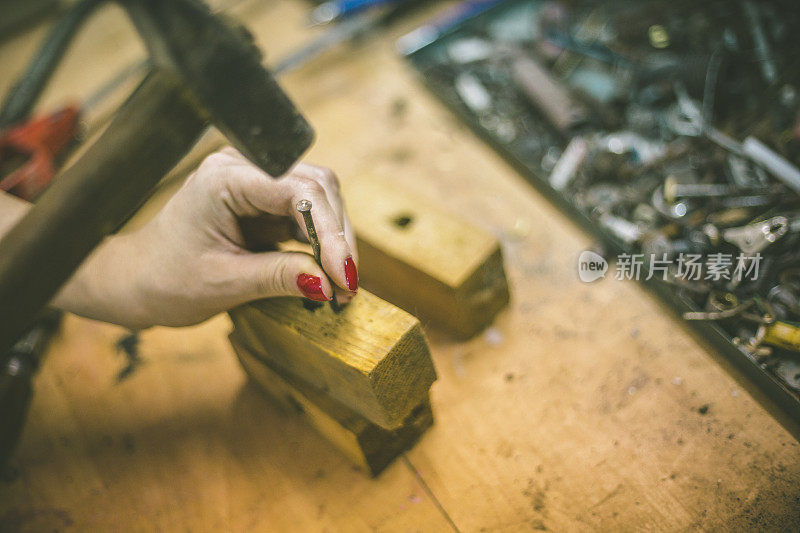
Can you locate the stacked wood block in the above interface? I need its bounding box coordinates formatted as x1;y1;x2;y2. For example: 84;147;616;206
228;176;510;474
228;291;437;476
345;176;509;339
229;333;433;476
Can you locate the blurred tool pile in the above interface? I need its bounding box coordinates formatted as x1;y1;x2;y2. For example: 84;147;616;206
405;0;800;415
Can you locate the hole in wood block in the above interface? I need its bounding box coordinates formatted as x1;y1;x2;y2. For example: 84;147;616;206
285;394;305;414
392;213;414;229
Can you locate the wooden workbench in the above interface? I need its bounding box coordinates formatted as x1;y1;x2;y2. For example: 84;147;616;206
1;1;799;530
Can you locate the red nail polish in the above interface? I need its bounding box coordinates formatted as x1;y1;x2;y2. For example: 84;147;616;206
297;274;330;301
344;256;358;291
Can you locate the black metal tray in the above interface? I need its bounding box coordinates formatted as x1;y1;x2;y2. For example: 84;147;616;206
403;0;800;423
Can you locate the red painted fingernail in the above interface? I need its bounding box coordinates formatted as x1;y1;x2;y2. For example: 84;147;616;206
297;274;330;301
344;256;358;291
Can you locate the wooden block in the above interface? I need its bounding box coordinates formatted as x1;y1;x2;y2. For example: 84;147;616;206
345;176;510;338
228;290;436;429
229;331;433;476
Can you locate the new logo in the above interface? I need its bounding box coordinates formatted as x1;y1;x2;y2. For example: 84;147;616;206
578;250;608;283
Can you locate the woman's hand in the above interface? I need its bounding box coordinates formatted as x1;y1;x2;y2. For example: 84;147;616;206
51;148;358;329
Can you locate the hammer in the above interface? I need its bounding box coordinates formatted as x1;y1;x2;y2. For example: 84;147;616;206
0;0;315;354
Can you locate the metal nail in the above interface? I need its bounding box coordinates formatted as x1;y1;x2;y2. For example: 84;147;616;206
296;199;321;267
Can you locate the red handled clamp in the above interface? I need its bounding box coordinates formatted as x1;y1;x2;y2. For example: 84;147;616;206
0;104;80;201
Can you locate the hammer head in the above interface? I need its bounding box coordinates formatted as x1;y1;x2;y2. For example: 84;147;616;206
123;0;314;177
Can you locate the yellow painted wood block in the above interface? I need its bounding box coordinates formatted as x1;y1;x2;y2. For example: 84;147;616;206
228;290;436;429
345;176;510;338
229;331;433;476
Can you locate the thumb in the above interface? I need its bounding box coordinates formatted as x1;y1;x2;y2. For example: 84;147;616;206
235;250;334;302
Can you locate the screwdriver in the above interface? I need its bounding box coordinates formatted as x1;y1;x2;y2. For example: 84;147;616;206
276;0;429;74
309;0;403;26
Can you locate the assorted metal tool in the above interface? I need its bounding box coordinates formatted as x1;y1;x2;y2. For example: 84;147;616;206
404;0;800;416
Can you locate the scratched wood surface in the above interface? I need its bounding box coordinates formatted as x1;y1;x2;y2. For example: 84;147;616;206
1;1;799;531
